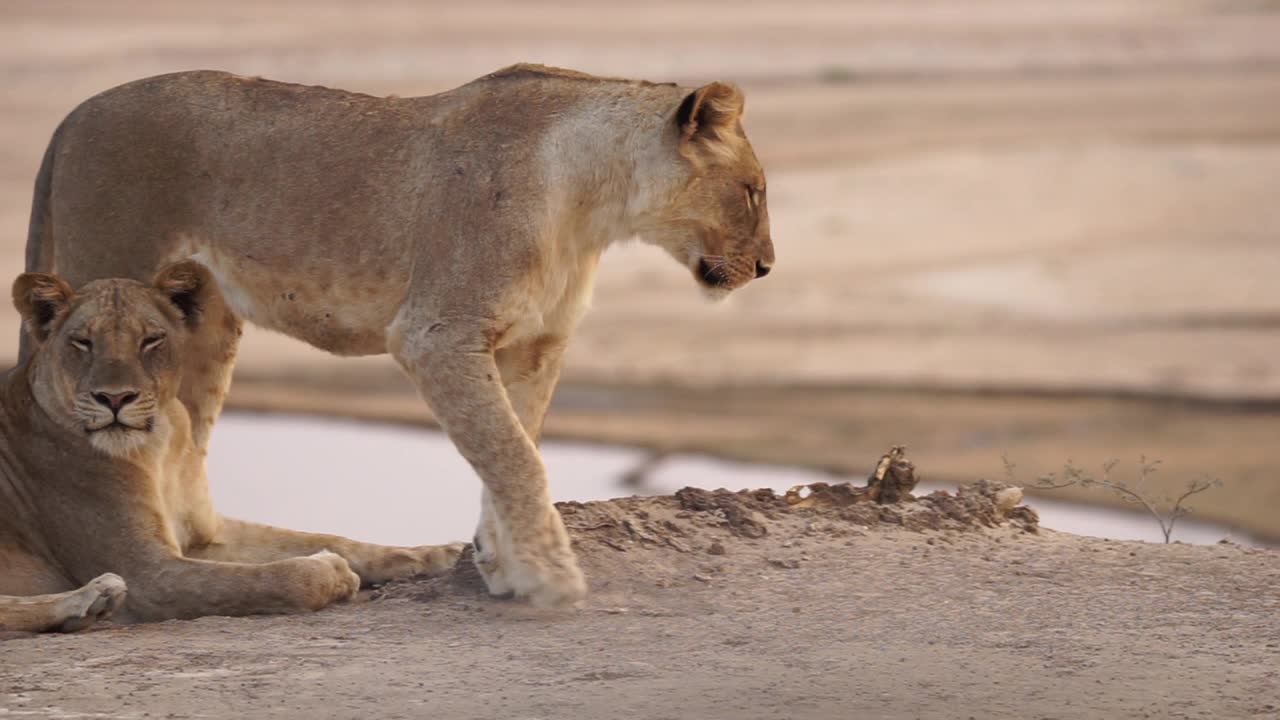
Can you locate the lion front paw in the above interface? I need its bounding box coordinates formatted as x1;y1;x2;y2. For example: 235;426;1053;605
472;532;513;597
473;512;586;608
308;550;360;604
510;548;587;609
58;573;128;633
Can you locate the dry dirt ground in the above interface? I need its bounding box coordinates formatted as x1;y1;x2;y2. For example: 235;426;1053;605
1;5;1278;717
3;483;1277;719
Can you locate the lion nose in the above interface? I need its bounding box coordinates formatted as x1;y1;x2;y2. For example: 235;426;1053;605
754;260;773;278
92;391;139;412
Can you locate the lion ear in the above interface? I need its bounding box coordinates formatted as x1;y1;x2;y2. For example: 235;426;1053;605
675;82;744;145
12;272;75;343
153;260;215;328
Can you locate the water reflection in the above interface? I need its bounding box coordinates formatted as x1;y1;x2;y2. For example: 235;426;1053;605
207;413;1258;548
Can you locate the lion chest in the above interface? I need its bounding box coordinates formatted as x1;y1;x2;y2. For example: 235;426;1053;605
500;246;600;349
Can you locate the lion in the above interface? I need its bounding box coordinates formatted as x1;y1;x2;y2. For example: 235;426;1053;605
0;262;462;632
22;63;775;607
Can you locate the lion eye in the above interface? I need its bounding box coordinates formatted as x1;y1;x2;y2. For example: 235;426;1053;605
70;338;92;353
745;185;762;211
141;334;166;352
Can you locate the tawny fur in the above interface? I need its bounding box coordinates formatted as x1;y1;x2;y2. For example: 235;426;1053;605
0;264;462;631
21;64;774;607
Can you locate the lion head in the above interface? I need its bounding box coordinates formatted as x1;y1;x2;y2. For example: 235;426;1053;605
12;261;217;457
637;82;774;299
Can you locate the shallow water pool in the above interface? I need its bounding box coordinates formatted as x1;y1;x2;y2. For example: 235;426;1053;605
207;412;1259;548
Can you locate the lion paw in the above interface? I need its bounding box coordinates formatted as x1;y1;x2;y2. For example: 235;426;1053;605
512;550;587;609
309;550;360;603
350;543;467;585
58;573;128;633
416;542;466;575
472;519;586;608
472;533;514;597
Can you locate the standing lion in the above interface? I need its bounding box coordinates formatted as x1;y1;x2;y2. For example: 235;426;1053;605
21;64;774;606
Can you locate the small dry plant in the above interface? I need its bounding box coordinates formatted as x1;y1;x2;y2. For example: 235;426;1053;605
1004;455;1223;544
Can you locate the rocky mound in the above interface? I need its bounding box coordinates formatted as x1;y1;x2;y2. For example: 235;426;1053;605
378;447;1039;604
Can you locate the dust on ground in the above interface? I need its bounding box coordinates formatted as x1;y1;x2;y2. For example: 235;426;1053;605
3;480;1276;719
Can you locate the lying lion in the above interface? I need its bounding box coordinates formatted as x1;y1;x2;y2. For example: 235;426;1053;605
0;262;461;632
23;64;775;607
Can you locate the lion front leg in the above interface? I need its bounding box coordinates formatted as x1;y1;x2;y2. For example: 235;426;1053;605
390;318;585;608
120;553;359;622
189;518;464;586
473;335;570;596
0;574;127;634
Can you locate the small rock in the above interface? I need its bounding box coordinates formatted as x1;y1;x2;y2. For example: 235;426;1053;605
768;558;801;569
993;487;1023;516
707;541;726;556
693;573;712;583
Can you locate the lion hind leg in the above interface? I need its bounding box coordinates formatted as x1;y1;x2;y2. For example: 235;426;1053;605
0;574;127;634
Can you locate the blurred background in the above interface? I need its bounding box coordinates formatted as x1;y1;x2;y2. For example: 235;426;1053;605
1;1;1277;543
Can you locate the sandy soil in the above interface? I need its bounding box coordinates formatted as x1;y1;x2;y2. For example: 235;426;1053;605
0;4;1277;529
3;483;1277;719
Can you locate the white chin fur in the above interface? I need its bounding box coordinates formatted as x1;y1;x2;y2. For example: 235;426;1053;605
699;285;734;303
87;427;154;458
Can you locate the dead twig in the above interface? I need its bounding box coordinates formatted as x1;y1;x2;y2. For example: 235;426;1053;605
1008;454;1223;544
